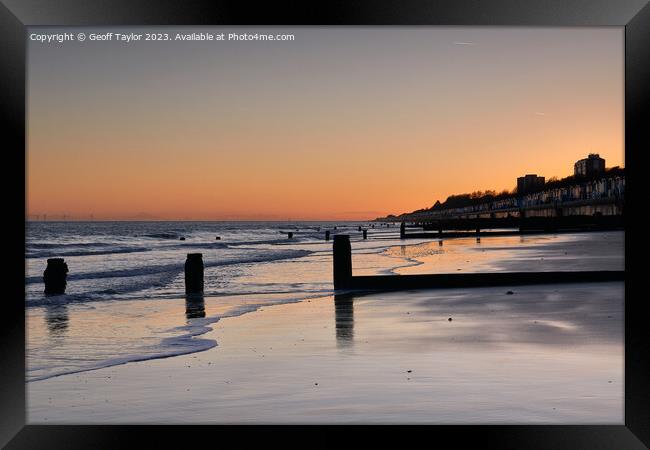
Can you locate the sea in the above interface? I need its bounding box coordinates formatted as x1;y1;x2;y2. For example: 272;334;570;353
25;221;624;383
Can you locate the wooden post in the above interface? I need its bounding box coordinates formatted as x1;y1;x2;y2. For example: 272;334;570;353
400;222;406;239
325;230;330;241
362;229;367;239
288;232;293;239
185;253;204;294
43;258;68;295
333;235;352;289
358;226;362;231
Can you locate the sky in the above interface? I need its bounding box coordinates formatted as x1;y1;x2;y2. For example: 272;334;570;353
27;26;624;221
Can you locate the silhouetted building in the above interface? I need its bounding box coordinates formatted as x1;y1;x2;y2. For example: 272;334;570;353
574;153;606;177
517;174;545;195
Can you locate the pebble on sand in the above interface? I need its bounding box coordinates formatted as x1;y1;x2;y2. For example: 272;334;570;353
506;291;514;295
448;317;453;322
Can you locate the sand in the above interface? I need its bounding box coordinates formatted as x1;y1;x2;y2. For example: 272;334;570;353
28;281;623;424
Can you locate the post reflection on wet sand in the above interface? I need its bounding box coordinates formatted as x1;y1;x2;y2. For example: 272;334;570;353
45;303;69;337
185;293;206;320
334;293;354;347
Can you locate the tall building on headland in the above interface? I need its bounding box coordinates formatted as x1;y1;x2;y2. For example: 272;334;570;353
574;153;606;177
517;174;545;195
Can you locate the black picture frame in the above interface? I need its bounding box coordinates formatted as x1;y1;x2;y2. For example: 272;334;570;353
1;0;647;447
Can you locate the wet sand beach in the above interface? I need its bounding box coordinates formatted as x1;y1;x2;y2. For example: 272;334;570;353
28;281;623;424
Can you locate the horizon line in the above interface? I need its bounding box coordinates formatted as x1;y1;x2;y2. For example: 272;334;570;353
25;218;380;223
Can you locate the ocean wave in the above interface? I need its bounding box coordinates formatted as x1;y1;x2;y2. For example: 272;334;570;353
163;242;230;250
27;333;218;383
25;248;314;306
26;246;151;259
27;290;332;382
28;282;335;306
141;232;180;239
27;248;310;283
28;242;116;249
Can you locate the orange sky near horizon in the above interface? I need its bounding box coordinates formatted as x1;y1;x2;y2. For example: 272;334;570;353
27;27;624;221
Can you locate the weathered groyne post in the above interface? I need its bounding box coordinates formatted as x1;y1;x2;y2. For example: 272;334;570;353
184;253;204;294
400;222;406;239
358;226;362;231
43;258;68;295
333;235;352;289
325;230;330;241
288;232;293;239
363;229;368;239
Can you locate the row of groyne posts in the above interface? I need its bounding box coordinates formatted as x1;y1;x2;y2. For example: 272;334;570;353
398;221;486;241
287;226;369;241
43;233;624;297
40;225;377;295
43;253;209;296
